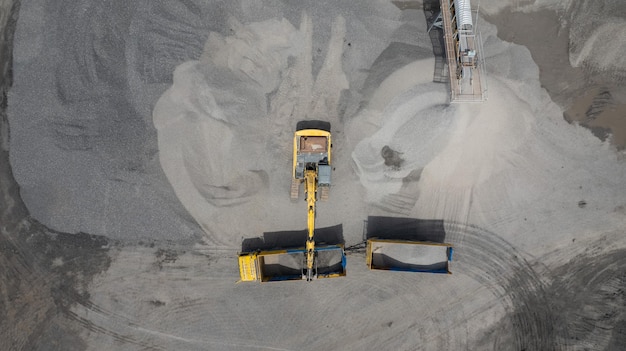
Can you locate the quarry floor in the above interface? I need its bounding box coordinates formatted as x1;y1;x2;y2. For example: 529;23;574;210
2;1;626;350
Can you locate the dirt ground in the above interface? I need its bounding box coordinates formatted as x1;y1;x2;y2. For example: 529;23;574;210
2;1;626;350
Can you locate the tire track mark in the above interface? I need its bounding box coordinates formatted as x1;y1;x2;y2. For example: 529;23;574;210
374;192;417;216
61;247;237;349
548;249;626;350
444;221;564;350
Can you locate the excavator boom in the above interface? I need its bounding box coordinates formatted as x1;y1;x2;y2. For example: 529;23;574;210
305;169;317;280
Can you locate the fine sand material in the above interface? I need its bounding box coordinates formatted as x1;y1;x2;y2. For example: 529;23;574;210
152;10;395;247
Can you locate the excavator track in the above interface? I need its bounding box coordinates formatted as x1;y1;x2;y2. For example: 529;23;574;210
320;186;329;201
290;179;300;200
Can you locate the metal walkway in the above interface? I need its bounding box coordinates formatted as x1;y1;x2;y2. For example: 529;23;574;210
439;0;487;102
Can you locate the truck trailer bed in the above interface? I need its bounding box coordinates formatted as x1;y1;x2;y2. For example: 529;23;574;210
366;239;453;274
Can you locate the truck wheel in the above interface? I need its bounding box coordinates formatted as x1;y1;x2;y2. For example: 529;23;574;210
296;120;331;132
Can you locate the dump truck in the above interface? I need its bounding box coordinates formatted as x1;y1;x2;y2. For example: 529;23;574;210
238;246;346;282
366;239;453;274
238;120;346;282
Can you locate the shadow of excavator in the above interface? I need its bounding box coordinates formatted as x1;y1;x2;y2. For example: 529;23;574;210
365;216;446;243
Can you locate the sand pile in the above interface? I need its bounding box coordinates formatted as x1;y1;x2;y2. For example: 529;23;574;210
152;1;626;253
482;0;626;81
349;17;626;254
153;3;403;246
568;0;626;80
153;16;307;247
9;0;626;255
8;0;402;244
8;0;208;242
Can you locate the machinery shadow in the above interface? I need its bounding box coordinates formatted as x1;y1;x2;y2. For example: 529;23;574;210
365;216;446;243
423;0;449;83
241;224;344;252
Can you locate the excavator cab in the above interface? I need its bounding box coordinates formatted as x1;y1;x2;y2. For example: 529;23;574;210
291;120;331;201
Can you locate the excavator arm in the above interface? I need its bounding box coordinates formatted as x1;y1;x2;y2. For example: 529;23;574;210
304;169;317;281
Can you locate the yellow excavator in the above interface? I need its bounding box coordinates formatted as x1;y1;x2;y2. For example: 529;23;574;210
291;120;332;281
238;121;345;282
